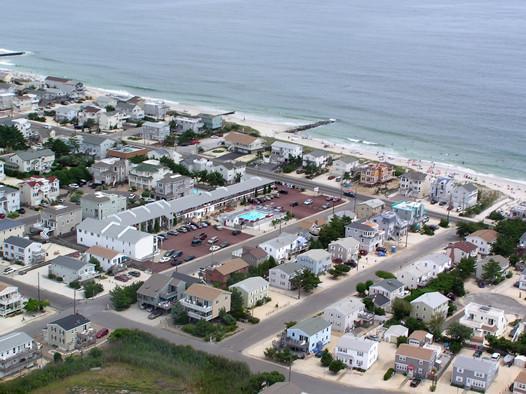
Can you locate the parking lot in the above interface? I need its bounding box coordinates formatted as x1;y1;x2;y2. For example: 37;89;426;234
157;224;252;263
270;185;344;219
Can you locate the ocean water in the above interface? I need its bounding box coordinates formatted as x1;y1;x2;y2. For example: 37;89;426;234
1;0;525;179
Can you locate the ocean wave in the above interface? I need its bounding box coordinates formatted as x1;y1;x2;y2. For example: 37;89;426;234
345;137;379;146
0;61;14;66
362;140;378;145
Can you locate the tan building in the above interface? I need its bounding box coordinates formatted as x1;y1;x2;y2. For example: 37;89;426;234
44;314;93;352
356;198;385;219
180;284;231;321
513;370;526;394
360;163;394;186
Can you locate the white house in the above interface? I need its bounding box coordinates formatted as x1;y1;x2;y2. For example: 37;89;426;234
128;160;172;190
19;176;60;207
83;245;127;273
268;262;302;290
296;249;332;275
3;236;44;266
328;237;360;263
140;121;171;141
446;241;479;264
323;296;365;332
410;292;449;323
174;116;204;133
98;111;125;131
399;171;430;199
384;325;409;344
212;160;246;184
332;157;358;176
10;119;33;139
77;105;104;127
344;221;384;253
459;302;507;337
334;334;378;371
286;317;331;354
144;101;169;120
55;106;79;123
260;233;306;262
228;276;269;308
0;185;20;214
0;331;38;377
224;132;266;153
430;176;455;204
451;183;478;210
302;150;330;168
76;218;158;260
78;134;115;159
466;229;498;255
271;141;303;163
116;101;144;120
48;256;98;284
368;279;405;312
397;253;452;289
45;76;85;97
8;149;55;173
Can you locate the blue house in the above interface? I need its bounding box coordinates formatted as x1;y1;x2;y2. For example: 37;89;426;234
286;316;331;354
392;201;426;227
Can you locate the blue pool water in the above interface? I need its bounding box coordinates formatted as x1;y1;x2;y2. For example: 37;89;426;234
238;210;267;221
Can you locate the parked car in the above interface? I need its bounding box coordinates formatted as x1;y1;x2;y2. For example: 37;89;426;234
0;213;5;219
159;255;172;263
189;224;198;230
491;353;501;361
2;267;16;275
148;309;163;320
376;246;387;253
303;199;313;205
17;208;25;214
184;255;196;262
128;271;141;278
473;349;483;358
198;232;207;240
191;238;202;246
208;236;218;244
430;200;438;205
290;201;299;207
327;175;335;180
220;241;230;248
170;259;182;267
231;230;241;236
278;189;289;194
321;203;330;209
178;227;188;233
210;245;220;252
410;378;421;388
96;328;109;339
167;230;179;236
115;274;130;282
438;201;447;206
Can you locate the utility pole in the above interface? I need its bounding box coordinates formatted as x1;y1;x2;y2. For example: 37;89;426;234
73;290;76;315
37;273;41;304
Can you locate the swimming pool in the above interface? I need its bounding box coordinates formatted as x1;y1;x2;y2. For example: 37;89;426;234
238;209;268;221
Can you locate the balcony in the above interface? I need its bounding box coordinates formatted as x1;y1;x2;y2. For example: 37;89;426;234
180;299;212;314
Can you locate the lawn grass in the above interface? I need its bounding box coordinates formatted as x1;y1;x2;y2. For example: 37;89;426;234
32;362;188;394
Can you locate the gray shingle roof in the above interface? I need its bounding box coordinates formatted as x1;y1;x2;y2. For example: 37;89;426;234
0;185;19;194
50;256;90;271
0;219;24;232
401;171;427;181
81;134;113;146
453;355;498;374
4;236;33;249
229;276;269;293
411;291;449;308
50;313;90;330
372;279;404;293
14;149;54;161
138;273;173;297
459;183;477;192
0;332;33;354
336;334;376;353
271;262;301;276
291;316;331;336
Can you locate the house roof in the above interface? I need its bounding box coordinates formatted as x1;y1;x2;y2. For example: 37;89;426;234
371;293;390;308
396;344;435;361
4;236;34;249
50;313;90;330
298;249;331;261
347;220;379;232
82;105;102;114
453;355;498;374
81;133;112;145
171;272;203;286
515;370;526;386
270;262;302;276
14;149;54;161
448;241;478;253
0;185;18;194
213;258;249;276
408;330;430;342
0;332;33;354
138;273;174;297
46;76;72;83
261;232;299;250
290;316;331;337
50;256;90;271
359;198;385;209
185;284;229;300
401;171;427;181
271;141;301;151
325;296;364;316
479;255;509;270
336;334;376;353
329;237;360;250
459;183;478;192
372;279;404;293
242;246;268;260
410;292;449;308
0;219;24;232
384;325;408;338
469;229;498;243
229;276;269;293
86;246;121;260
224;131;258;145
305;149;328;158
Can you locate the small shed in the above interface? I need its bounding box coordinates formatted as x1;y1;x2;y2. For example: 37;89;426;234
383;324;409;343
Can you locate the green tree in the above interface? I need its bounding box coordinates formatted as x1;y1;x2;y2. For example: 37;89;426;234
206;171;226;186
245;372;285;393
396;336;408;347
482;260;503;284
447;322;473;344
110;282;143;311
376;270;396;279
84;280;103;298
456;221;488;238
427;314;445;338
292;270;321;293
0;125;29;150
44;138;71;157
356;282;368;296
320;349;333;367
328;359;346;374
53;352;62;363
493;219;526;257
178;130;197;145
171;301;189;325
24;298;49;313
230;288;246;319
457;257;476;280
89;256;103;272
392;298;412;320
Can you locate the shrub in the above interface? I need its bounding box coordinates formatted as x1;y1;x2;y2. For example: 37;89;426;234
320;349;333;367
396;336;408;347
506;271;513;279
248;316;260;324
439;218;449;228
110;282;143;311
376;270;396;279
84;280;104;298
68;280;81;290
383;367;394;381
328;359;346;374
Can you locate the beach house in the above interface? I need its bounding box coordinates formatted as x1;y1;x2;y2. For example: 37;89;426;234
128;160;171;190
8;149;55;173
344;220;384;253
399;171;430;199
459;302;507;337
2;236;44;266
204;258;249;287
446;241;479;264
323;296;365;332
89;157;129;185
475;255;509;282
328;237;360;263
410;292;449;323
302;150;330;169
180;284;231;321
359;163;394;185
224;131;266;153
83;246;127;273
48;256;98;284
0;283;27;317
296;249;332;275
451;356;498;392
19;176;59;207
271;141;303;163
394;344;437;379
466;229;498;255
0;185;20;215
139;121;170;141
392;201;426;227
355;198;385;219
268;262;302;290
154;174;194;200
368;279;405;312
44;314;93;352
334;334;378;370
229;276;269;308
286;317;331;354
451;183;478;210
80;192;127;220
0;332;39;378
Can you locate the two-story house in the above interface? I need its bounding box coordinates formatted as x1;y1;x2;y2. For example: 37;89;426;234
475;255;509;282
3;236;44;266
48;256;98;284
452;183;478;210
80;192;127;220
211;160;246;184
128;160;171;190
286;317;331;354
394;344;437;379
224;131;266;153
268;262;302;290
0;185;20;214
229;276;269;308
323;296;365;332
140;121;170;141
430;176;455;204
397;253;452;289
334;334;378;371
0;283;26;317
44;314;93;352
371;210;409;241
399;171;430;199
8;149;55;173
459;303;507;337
466;229;498;255
204;258;249;287
90;157;129;185
392;201;426;227
368;279;405;312
174;116;204;133
78;134;115;159
180;284;231;321
451;355;498;392
260;233;307;262
446;241;479;264
332;157;358;176
154;174;194;200
296;249;332;275
144;101;169;120
0;331;39;378
137;273;187;311
302;150;330;169
410;292;449;323
344;221;384;253
271;141;303;163
19;176;60;207
328;237;360;264
40;204;82;236
355;198;385;220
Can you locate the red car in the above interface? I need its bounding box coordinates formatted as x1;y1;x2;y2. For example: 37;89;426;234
96;328;109;339
115;274;130;282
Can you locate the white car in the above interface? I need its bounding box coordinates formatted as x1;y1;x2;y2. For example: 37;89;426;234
209;245;220;252
303;199;313;205
159;256;172;263
3;267;17;275
491;353;501;361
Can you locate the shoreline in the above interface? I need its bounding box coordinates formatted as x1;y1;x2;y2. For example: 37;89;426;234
4;68;526;202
